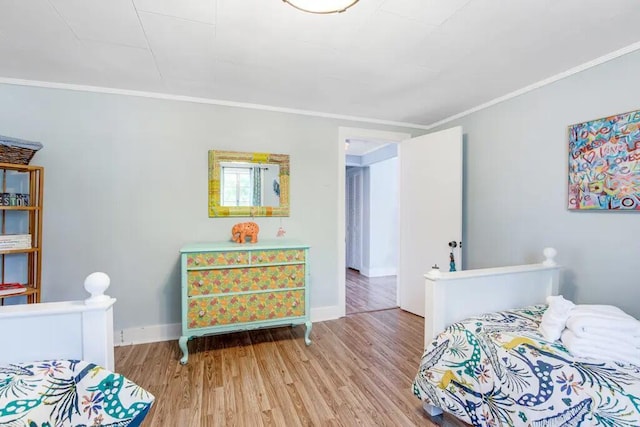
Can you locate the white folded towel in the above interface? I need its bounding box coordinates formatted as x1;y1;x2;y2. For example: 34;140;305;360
566;312;640;335
561;329;640;367
538;295;575;342
568;323;640;347
567;327;640;349
571;304;631;318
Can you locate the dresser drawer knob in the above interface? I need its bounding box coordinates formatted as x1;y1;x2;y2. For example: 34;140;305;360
292;301;298;307
194;260;200;265
197;281;203;287
236;257;242;262
290;274;296;280
258;256;263;262
295;253;300;259
198;310;206;318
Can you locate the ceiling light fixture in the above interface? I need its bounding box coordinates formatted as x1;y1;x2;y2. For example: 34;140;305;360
282;0;360;14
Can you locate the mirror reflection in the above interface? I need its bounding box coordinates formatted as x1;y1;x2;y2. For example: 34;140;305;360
220;162;280;207
208;150;290;217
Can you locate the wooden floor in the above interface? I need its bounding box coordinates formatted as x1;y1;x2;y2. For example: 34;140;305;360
346;269;397;315
115;309;468;426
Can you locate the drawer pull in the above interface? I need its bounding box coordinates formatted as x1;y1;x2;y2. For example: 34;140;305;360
292;301;298;307
258;256;263;262
295;253;300;259
198;310;206;318
194;260;200;265
236;257;242;262
197;281;203;287
290;275;296;280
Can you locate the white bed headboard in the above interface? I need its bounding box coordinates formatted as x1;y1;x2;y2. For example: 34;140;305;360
0;272;116;370
423;248;561;347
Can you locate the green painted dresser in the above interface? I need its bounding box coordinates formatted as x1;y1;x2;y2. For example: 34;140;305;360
179;240;311;364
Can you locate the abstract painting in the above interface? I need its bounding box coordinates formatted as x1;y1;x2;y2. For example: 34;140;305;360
568;109;640;210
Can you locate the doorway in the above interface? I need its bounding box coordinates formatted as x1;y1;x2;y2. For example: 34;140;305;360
344;134;403;315
337;126;463;319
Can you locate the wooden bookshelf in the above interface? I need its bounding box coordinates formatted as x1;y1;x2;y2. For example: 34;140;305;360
0;163;43;305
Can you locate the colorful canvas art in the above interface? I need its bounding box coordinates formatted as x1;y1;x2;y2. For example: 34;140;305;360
568;110;640;210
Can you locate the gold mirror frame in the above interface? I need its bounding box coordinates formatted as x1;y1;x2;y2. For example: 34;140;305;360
208;150;290;217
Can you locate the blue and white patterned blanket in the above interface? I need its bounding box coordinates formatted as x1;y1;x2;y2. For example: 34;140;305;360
0;359;154;426
413;305;640;426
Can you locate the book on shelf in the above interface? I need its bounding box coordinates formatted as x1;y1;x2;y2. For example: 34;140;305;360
0;234;32;250
0;234;31;242
0;282;27;296
0;244;32;250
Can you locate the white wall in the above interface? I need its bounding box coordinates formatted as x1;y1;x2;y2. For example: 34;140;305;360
362;157;398;277
0;83;421;333
436;49;640;318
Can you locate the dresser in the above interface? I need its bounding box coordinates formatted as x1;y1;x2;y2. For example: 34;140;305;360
179;240;311;364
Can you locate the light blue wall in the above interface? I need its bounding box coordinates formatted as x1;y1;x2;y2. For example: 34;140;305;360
346;143;398;167
358;156;398;278
366;157;398;277
345;155;361;166
435;50;640;318
362;143;397;165
0;83;421;330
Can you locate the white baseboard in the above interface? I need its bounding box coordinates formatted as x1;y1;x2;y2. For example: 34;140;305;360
115;323;181;347
360;267;397;278
310;305;343;322
114;306;343;346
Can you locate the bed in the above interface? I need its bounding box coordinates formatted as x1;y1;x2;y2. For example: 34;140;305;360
413;248;640;426
0;273;154;426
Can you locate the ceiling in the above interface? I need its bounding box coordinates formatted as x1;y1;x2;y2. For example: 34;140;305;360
1;0;640;126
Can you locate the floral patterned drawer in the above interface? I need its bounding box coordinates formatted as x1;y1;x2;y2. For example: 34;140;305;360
186;251;248;268
187;289;305;328
251;249;305;264
187;264;305;296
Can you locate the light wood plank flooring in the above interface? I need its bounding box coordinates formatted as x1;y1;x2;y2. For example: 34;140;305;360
346;269;397;315
115;309;468;426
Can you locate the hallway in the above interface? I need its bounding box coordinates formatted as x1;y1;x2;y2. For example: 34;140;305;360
346;268;397;315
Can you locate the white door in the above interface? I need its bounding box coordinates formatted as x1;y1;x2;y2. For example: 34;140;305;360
346;168;363;270
398;127;463;317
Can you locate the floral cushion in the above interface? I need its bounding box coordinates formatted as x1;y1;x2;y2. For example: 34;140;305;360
0;360;154;426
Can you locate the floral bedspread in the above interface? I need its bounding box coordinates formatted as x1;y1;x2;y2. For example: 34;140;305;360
0;360;154;427
413;306;640;426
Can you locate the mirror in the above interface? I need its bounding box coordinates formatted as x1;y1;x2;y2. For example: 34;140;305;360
208;150;290;217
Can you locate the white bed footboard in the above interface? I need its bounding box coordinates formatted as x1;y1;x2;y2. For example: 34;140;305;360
0;272;116;370
423;248;561;347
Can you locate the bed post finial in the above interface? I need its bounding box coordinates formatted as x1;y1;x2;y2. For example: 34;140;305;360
542;247;557;266
84;272;111;305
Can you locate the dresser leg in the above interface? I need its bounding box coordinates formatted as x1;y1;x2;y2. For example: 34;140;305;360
179;336;189;364
304;321;312;346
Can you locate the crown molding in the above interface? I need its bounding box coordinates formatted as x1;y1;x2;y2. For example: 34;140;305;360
423;40;640;130
2;39;640;132
0;77;431;130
